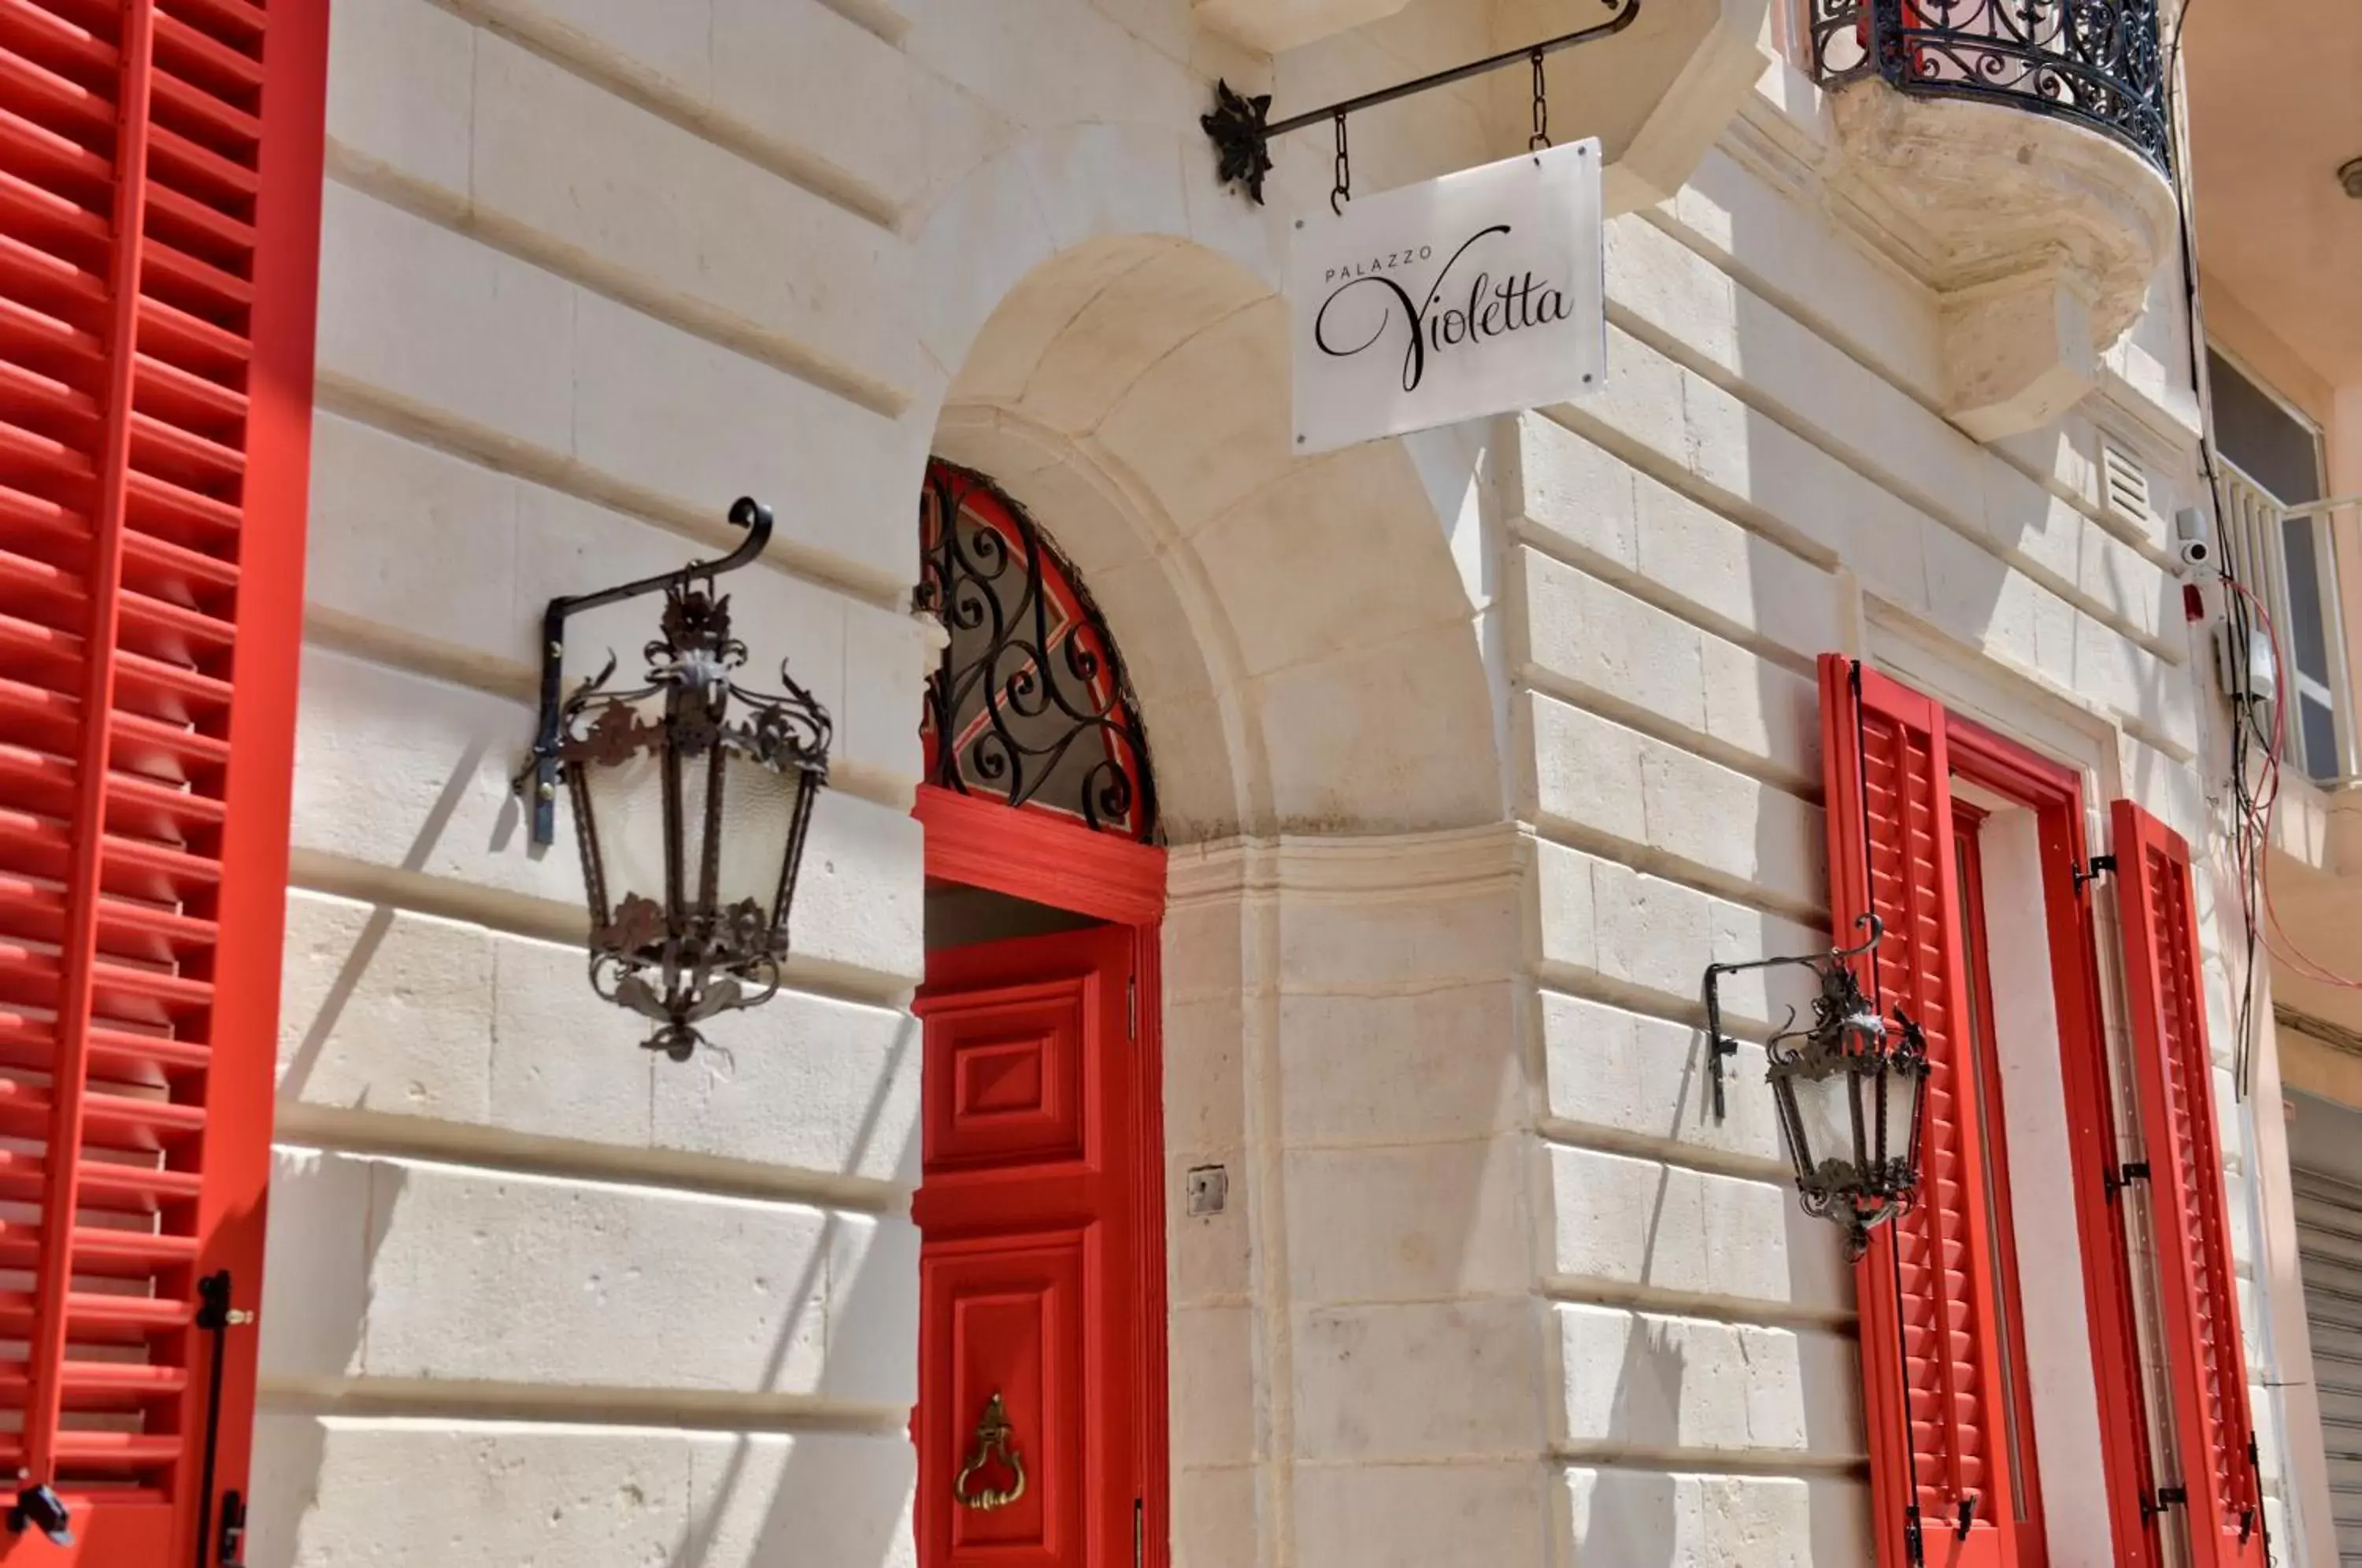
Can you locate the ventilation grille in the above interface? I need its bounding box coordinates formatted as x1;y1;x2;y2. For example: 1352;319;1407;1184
2101;435;2153;531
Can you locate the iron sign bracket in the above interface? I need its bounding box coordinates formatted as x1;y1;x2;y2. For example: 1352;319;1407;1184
1199;0;1642;204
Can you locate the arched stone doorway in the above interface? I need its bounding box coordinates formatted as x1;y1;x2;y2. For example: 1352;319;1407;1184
909;130;1537;1568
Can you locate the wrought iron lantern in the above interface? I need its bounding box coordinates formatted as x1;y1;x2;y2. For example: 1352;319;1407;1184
1705;915;1928;1256
516;497;832;1061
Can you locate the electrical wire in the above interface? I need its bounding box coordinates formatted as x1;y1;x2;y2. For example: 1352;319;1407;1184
2156;0;2279;1102
2219;582;2362;992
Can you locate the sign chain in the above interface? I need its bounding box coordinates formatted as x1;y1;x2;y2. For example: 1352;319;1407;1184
1330;112;1351;213
1529;50;1550;150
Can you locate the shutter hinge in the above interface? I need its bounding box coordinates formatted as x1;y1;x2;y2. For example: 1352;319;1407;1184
2106;1160;2151;1202
2073;853;2119;897
1953;1494;1977;1539
1127;976;1137;1041
2143;1484;2189;1525
195;1273;255;1568
2242;1433;2268;1548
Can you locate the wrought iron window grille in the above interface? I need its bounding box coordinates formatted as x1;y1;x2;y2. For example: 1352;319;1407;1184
1808;0;2171;172
915;463;1157;843
1200;0;1640;205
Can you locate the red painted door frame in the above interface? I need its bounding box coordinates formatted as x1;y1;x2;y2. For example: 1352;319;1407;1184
1946;716;2161;1566
913;782;1170;1568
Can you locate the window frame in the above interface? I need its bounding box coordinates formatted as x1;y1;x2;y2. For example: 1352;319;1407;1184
1823;653;2166;1566
2205;341;2353;784
1947;712;2164;1566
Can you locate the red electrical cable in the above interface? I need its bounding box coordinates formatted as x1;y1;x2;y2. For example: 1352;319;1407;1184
2219;577;2362;991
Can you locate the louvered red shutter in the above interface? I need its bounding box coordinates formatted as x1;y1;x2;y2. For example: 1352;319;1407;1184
1820;655;2020;1566
2109;801;2265;1566
0;0;324;1559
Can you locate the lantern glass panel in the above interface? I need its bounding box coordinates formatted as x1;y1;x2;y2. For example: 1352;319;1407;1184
714;747;802;917
1790;1066;1857;1177
581;730;672;915
1878;1057;1924;1178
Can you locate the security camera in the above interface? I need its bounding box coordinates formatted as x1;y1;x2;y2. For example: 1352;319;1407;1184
2175;505;2214;573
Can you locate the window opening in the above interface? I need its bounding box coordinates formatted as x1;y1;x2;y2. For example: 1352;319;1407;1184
2208;346;2344;781
1953;811;2049;1552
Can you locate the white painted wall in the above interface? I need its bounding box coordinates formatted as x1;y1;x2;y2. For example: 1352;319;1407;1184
253;0;2308;1564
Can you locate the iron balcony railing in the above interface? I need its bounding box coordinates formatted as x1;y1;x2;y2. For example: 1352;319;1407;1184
2218;458;2358;786
1809;0;2171;172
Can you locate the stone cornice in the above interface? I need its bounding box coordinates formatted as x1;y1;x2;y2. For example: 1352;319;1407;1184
1164;821;1531;908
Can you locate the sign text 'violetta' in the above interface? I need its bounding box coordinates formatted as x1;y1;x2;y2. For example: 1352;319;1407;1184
1288;139;1605;454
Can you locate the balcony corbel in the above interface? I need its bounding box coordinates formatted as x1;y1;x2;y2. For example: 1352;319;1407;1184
1810;0;2178;441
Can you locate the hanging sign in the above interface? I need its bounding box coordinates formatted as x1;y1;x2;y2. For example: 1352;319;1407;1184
1288;139;1605;455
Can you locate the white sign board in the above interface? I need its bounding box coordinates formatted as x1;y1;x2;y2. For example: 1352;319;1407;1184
1288;139;1605;455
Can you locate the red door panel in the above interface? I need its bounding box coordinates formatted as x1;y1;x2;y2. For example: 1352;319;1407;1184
929;1235;1086;1562
916;926;1138;1568
927;988;1089;1174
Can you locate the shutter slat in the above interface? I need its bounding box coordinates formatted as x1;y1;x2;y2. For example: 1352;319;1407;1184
0;0;324;1546
2112;800;2268;1566
1820;654;2020;1567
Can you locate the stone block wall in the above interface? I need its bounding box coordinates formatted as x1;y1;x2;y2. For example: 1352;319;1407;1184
251;0;2307;1564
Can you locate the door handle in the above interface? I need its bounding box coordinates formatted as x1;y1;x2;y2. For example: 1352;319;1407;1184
953;1392;1027;1512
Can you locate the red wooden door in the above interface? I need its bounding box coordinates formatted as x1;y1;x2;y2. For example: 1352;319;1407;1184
915;925;1142;1568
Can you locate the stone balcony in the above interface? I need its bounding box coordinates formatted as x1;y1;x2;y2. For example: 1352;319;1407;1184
1809;0;2179;441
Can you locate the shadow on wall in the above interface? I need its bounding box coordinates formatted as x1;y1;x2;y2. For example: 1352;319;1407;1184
248;718;920;1565
663;1031;920;1567
246;1159;406;1568
248;742;479;1566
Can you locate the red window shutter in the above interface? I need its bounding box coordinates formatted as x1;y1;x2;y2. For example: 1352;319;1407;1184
0;0;325;1559
1819;654;2021;1566
2109;801;2266;1565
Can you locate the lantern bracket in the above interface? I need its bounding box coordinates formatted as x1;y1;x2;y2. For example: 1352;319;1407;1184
517;497;775;845
1701;915;1886;1122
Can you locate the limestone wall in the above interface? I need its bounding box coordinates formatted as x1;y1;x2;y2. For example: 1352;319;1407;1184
250;0;2308;1564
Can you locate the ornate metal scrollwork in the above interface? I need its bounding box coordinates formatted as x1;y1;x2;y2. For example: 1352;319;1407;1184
1705;915;1929;1259
916;461;1156;842
1763;955;1931;1257
551;574;831;1061
1808;0;2170;171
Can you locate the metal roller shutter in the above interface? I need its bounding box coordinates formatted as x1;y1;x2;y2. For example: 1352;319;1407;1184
2294;1165;2362;1563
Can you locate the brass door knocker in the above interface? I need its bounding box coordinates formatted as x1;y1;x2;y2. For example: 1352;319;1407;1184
953;1392;1027;1512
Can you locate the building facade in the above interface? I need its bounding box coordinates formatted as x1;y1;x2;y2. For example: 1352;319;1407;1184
2179;5;2362;1560
0;0;2334;1565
